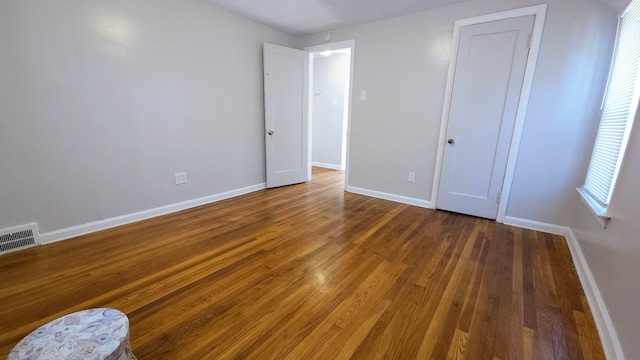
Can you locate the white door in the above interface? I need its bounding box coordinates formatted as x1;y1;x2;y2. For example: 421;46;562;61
264;43;311;188
437;16;535;219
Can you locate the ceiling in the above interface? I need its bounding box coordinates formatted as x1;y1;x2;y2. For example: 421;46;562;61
201;0;471;36
201;0;629;37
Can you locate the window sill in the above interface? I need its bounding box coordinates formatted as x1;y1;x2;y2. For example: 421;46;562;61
576;187;611;229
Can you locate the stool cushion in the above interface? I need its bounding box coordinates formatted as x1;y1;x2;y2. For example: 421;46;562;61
8;308;131;360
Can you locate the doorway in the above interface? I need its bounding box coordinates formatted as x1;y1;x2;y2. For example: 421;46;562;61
305;40;355;187
263;41;354;189
310;50;350;171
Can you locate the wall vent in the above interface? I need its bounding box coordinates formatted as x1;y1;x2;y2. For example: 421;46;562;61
0;223;40;255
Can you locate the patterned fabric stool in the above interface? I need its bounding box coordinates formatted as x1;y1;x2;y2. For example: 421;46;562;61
8;308;137;360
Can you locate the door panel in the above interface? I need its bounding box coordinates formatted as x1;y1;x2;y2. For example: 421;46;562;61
437;16;535;219
264;44;310;188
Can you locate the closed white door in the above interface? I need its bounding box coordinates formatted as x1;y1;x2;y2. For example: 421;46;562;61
263;44;311;188
437;16;535;219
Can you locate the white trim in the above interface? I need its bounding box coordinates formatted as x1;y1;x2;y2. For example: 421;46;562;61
496;6;547;222
565;229;625;360
304;40;356;192
312;161;344;171
303;40;355;54
39;183;266;245
576;187;611;228
503;216;569;235
345;185;431;208
503;216;625;360
431;4;548;222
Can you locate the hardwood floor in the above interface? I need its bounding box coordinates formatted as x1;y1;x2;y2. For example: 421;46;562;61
0;167;605;359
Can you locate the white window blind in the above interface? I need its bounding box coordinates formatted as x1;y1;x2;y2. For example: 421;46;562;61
582;0;640;210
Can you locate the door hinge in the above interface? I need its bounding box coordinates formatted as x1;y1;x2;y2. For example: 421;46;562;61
497;191;503;204
527;34;533;49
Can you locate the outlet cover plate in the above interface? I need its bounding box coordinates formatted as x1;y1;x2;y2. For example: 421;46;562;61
175;172;188;185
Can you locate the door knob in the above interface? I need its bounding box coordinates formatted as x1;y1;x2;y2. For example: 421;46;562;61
267;130;275;136
447;138;455;144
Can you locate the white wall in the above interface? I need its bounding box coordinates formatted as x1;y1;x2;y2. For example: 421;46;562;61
312;53;349;169
569;106;640;359
506;1;618;224
297;0;617;222
0;0;295;233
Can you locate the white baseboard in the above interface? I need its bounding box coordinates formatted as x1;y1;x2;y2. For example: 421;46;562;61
504;216;624;360
39;183;266;245
564;229;625;360
345;186;431;208
503;216;570;235
312;161;344;171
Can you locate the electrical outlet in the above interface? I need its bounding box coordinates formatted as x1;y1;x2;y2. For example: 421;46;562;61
408;172;416;183
175;172;188;185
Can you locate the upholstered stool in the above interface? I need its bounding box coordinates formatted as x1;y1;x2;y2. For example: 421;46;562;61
8;308;136;360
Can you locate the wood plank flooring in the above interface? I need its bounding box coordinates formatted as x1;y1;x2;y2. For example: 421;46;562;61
0;167;605;359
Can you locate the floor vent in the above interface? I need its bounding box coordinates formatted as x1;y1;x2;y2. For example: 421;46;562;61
0;224;40;255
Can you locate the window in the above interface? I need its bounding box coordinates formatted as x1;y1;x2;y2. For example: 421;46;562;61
578;0;640;227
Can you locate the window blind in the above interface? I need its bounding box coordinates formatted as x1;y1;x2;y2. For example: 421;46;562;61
583;0;640;208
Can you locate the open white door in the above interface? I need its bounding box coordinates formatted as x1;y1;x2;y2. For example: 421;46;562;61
264;43;311;188
436;16;535;219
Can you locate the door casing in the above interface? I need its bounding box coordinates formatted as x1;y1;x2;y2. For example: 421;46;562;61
431;4;548;223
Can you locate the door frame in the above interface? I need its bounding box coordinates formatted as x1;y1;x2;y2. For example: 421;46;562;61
430;4;547;223
304;39;356;190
